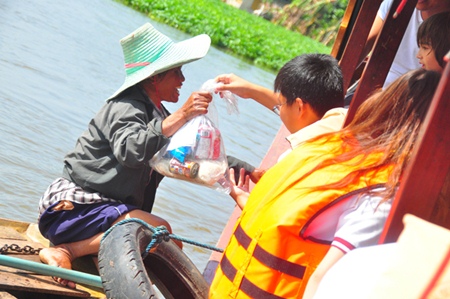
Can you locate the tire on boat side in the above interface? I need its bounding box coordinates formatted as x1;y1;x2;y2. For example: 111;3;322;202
98;221;209;299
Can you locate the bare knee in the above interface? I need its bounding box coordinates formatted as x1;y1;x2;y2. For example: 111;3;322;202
117;210;182;249
119;210;172;232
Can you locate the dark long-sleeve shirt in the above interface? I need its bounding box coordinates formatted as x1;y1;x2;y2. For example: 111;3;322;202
62;86;169;212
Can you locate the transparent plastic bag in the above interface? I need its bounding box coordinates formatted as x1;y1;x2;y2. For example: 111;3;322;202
149;115;231;193
201;79;239;115
149;79;239;194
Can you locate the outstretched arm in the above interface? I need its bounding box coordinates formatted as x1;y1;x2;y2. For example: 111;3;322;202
303;247;345;299
215;73;279;110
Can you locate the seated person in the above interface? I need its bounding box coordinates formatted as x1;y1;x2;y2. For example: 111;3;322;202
220;54;346;182
208;69;441;299
344;0;450;106
37;23;212;288
362;0;450;87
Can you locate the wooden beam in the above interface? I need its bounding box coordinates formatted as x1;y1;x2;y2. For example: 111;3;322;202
338;0;382;92
344;0;417;126
330;0;359;59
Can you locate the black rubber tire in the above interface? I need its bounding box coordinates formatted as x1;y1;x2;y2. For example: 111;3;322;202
98;222;209;299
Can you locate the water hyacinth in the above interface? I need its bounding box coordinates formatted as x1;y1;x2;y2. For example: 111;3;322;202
119;0;331;71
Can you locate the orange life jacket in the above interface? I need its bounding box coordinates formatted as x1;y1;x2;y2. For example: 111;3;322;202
209;135;393;299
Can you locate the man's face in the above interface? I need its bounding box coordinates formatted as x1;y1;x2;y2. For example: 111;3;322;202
158;67;185;103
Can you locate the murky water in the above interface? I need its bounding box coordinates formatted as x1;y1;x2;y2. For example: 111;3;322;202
0;0;281;272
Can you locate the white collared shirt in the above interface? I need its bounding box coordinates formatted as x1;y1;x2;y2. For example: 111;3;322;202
278;107;348;162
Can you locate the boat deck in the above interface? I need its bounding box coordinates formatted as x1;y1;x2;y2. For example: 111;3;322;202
0;218;104;299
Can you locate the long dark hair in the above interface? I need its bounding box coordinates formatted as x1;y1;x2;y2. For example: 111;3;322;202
305;69;441;201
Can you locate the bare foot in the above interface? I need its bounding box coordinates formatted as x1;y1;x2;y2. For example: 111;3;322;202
39;245;77;289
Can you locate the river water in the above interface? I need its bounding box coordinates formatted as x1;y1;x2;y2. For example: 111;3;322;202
0;0;280;272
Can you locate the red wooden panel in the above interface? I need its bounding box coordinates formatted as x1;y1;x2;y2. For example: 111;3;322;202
338;0;382;92
344;0;418;126
330;0;359;60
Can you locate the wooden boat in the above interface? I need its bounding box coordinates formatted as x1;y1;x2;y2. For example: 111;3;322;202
0;218;105;299
1;0;449;298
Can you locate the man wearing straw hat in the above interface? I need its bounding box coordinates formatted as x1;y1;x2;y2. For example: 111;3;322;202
37;23;212;288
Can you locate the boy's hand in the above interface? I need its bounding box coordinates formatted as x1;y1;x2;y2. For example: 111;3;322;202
229;168;250;209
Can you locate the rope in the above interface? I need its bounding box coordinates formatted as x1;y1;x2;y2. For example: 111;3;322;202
102;218;224;259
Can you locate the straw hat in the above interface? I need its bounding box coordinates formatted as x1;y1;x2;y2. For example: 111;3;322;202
108;23;211;100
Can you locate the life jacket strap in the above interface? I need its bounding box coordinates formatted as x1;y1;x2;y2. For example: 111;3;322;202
220;254;285;299
234;224;307;279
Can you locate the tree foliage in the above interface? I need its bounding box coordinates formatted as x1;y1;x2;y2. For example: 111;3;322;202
269;0;348;47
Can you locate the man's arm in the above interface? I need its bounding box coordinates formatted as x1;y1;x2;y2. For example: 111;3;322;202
215;73;279;110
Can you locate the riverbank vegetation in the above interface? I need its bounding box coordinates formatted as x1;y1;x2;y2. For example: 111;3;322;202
268;0;348;47
119;0;332;71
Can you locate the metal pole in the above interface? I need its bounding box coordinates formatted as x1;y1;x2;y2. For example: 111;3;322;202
0;255;103;289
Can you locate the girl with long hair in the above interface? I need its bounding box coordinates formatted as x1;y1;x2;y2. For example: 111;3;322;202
209;68;441;299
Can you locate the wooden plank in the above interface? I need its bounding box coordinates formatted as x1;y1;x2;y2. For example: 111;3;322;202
258;124;290;170
431;171;450;229
379;56;450;243
330;0;358;59
0;267;90;297
203;206;240;285
0;292;17;299
338;0;383;92
0;219;50;250
0;219;31;235
0;258;103;297
344;0;417;126
0;228;27;241
25;224;50;248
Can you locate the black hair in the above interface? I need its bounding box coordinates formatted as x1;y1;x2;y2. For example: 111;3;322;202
274;53;344;117
417;12;450;68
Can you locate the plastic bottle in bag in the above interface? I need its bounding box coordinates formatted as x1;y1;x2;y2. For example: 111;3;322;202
195;124;213;159
211;128;221;160
195;124;222;160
